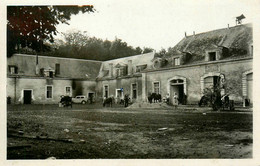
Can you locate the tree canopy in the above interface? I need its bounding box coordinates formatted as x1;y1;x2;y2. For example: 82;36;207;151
44;30;154;61
7;5;95;57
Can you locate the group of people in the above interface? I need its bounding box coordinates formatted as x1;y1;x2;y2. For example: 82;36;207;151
103;94;130;107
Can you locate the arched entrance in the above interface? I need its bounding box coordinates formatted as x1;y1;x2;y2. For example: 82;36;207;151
167;76;187;105
242;70;253;106
200;72;224;95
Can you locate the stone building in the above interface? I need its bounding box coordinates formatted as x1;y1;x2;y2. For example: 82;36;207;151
7;54;101;104
7;24;253;106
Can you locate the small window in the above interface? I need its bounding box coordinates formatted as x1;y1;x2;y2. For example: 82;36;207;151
65;87;71;96
178;79;183;83
208;52;216;61
104;85;109;98
132;84;137;99
55;63;60;75
136;65;147;72
174;58;180;66
116;68;120;77
116;68;124;77
154;82;160;94
49;71;54;78
9;65;18;74
46;86;52;99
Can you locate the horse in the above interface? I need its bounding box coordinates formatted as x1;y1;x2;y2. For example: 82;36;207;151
103;97;113;107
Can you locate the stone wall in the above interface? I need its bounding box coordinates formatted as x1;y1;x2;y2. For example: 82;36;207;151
6;77;96;104
145;58;252;104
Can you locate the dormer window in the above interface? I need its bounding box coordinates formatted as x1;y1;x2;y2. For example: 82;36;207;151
8;65;18;74
208;52;217;61
116;67;124;77
136;64;147;72
44;68;55;78
174;57;180;65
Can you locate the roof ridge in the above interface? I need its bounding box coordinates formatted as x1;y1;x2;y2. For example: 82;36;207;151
185;23;252;38
12;54;103;63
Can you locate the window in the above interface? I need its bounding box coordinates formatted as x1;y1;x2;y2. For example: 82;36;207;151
49;71;54;78
116;68;120;77
65;87;71;96
116;68;124;77
9;65;18;74
46;86;52;99
44;69;55;78
204;76;219;89
154;82;160;94
136;65;147;72
104;85;109;98
172;79;183;84
55;63;60;75
174;57;180;66
119;68;124;76
208;52;216;61
132;84;137;99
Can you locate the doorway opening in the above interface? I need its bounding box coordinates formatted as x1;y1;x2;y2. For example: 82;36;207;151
23;90;32;104
115;89;124;104
170;79;185;104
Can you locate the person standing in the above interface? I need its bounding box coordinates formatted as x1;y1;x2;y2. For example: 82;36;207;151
103;96;107;107
173;92;179;106
124;94;129;107
166;93;170;104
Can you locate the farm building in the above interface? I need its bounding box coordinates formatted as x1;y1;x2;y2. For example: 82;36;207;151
7;23;253;106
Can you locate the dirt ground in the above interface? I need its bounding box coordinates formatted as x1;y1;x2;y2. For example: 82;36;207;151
7;104;252;159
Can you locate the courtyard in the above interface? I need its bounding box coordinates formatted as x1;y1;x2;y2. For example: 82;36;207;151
7;104;252;159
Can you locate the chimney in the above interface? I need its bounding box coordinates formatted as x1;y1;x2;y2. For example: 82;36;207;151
109;63;113;77
185;32;187;38
193;31;195;37
227;24;230;29
128;60;133;75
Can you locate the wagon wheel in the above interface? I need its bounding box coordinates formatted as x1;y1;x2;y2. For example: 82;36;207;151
81;100;87;104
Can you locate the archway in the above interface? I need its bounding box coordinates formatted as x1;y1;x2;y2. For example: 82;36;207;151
242;70;253;106
200;72;224;94
167;76;187;105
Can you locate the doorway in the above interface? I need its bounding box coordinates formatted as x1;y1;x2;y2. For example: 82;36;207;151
115;89;124;104
23;90;32;104
170;84;184;104
88;92;95;103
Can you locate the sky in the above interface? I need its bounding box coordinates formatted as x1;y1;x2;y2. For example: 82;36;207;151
45;0;260;51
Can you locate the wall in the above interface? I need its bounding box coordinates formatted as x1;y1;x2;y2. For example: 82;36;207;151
96;76;142;102
73;80;97;98
7;77;97;104
145;59;252;104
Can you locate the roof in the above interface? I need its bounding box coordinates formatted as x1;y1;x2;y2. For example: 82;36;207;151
101;52;155;71
168;24;252;61
7;54;102;79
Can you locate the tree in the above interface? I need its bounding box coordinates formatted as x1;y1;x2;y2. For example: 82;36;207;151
7;5;95;57
143;47;154;54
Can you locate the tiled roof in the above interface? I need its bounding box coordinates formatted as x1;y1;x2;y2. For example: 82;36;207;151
7;54;102;79
169;24;252;59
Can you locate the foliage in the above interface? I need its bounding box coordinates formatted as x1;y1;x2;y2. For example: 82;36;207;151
43;31;154;61
7;5;95;57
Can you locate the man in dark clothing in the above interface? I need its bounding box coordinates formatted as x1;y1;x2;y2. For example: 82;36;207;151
124;94;129;107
